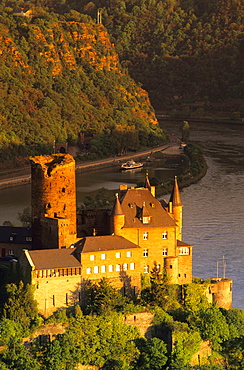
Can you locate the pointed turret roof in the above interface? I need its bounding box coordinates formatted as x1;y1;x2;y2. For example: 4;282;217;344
169;176;183;206
112;193;124;216
144;171;151;190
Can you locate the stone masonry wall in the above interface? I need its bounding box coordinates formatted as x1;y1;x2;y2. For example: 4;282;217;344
33;273;82;317
30;154;77;248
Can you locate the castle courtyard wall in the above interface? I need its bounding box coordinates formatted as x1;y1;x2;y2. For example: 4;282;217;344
32;272;82;317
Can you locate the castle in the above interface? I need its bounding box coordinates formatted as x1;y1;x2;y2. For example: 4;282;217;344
0;153;232;317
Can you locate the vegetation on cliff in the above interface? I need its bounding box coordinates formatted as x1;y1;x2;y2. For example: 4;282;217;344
31;0;243;117
0;4;166;168
1;0;243;168
75;0;244;113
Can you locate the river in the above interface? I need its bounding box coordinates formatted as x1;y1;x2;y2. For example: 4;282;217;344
159;119;244;309
0;120;243;308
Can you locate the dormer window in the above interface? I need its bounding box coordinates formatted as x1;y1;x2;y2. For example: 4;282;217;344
9;233;17;242
141;202;151;224
142;216;151;224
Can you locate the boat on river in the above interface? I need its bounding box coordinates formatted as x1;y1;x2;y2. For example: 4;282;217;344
120;159;143;171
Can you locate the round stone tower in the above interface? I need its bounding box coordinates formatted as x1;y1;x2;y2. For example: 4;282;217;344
30;154;77;248
209;278;233;309
164;256;179;284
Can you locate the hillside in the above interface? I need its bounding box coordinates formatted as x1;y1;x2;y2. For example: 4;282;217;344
0;6;165;168
71;0;244;114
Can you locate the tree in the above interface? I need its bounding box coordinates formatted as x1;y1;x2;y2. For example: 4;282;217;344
191;305;229;351
42;340;67;370
141;263;179;311
222;336;244;370
134;337;168;370
221;308;244;340
112;125;139;155
82;278;127;314
180;121;190;143
3;281;39;335
168;322;201;368
0;318;22;346
0;342;40;370
48;311;140;369
17;206;31;227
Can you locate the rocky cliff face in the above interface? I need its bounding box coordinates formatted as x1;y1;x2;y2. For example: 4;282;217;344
24;22;120;75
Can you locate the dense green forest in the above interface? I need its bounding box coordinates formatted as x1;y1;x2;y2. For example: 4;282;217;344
66;0;244;112
1;274;244;369
5;0;243;111
1;0;243;167
0;2;166;168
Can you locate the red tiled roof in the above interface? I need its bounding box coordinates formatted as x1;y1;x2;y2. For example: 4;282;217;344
75;235;140;253
28;248;80;269
177;240;193;247
120;188;176;228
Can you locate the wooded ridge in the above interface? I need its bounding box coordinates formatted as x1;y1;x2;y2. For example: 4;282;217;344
0;4;165;168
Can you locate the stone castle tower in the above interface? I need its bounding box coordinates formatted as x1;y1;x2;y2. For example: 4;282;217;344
30;154;77;249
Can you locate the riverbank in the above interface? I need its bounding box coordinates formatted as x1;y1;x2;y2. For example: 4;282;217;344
151;142;207;198
156;114;244;126
0;138;206;193
0;139;179;190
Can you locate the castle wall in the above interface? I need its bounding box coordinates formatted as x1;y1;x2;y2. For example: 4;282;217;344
77;209;110;237
171;206;183;241
19;250;33;284
32;270;82;317
40;217;59;249
40;217;78;249
0;242;31;259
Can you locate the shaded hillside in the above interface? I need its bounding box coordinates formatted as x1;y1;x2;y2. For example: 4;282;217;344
0;6;165;168
68;0;244;112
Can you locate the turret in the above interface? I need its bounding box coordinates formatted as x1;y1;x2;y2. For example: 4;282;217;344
144;171;155;197
111;193;125;235
169;176;183;241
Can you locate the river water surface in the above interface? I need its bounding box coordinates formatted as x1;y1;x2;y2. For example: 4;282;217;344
160;120;244;309
0;120;243;308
